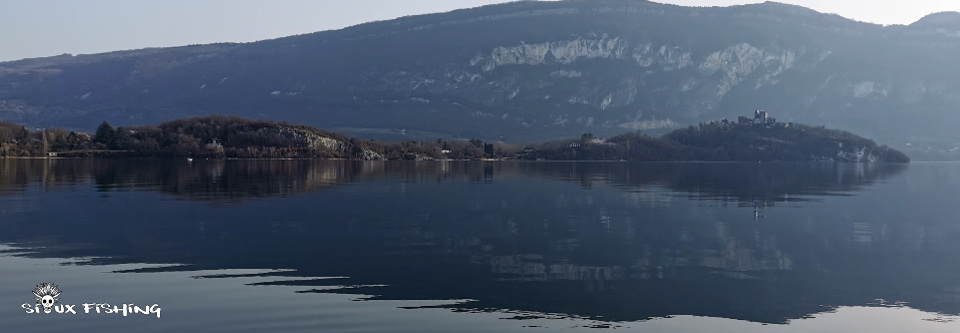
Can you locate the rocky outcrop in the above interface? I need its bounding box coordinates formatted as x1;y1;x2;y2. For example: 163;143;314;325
480;35;627;71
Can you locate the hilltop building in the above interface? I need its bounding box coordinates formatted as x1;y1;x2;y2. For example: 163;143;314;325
738;110;777;125
755;110;775;124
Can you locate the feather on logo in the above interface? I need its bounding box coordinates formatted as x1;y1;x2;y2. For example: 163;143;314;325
33;283;62;314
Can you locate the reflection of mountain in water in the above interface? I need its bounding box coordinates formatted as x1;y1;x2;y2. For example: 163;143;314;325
5;160;960;325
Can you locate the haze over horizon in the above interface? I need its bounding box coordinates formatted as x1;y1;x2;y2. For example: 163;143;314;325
2;0;959;63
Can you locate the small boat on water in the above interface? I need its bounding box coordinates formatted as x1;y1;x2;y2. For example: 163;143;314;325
186;157;193;162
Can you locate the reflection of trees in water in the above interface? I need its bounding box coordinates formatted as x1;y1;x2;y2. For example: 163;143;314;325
0;160;907;203
0;159;98;195
0;160;463;201
516;162;908;203
0;160;538;200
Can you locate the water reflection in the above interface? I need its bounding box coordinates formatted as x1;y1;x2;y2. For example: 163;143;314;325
4;160;959;326
0;159;905;203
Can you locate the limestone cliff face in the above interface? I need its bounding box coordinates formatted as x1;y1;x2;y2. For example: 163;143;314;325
1;0;960;159
371;37;833;134
481;35;628;70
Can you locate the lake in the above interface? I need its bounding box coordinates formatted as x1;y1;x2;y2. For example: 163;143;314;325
2;159;960;332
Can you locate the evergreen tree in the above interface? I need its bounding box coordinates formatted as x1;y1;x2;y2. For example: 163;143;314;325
111;127;130;149
94;121;116;147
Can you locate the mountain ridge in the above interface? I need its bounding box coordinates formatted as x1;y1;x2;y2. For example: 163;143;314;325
1;0;959;159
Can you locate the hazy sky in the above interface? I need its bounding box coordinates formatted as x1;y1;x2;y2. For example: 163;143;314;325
2;0;959;62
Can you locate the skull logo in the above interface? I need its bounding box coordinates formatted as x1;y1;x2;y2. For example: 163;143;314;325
33;283;62;314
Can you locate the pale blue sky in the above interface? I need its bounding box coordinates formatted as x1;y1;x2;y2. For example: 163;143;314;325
2;0;958;62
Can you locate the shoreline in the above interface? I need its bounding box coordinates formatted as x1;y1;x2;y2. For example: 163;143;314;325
0;156;913;164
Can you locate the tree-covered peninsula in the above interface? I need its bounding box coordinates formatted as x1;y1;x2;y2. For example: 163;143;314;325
524;119;910;163
0;115;908;163
0;116;495;160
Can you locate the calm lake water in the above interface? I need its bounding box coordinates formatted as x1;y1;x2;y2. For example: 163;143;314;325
2;159;960;332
